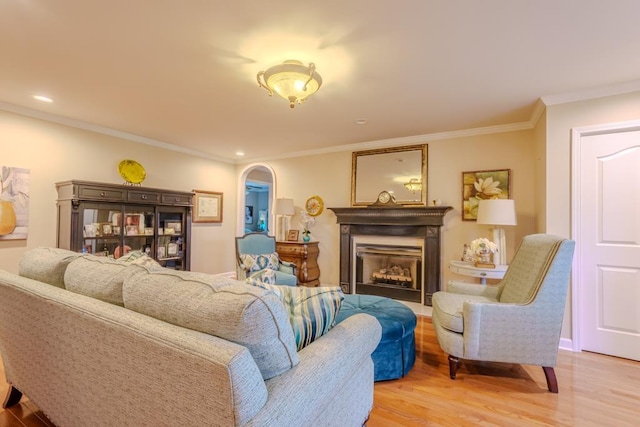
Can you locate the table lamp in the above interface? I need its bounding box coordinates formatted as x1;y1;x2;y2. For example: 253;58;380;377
276;197;294;241
476;199;517;266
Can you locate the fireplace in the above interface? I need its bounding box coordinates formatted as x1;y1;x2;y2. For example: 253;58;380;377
354;236;423;303
329;206;452;306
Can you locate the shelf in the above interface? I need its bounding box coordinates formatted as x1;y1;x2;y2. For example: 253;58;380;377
56;180;193;270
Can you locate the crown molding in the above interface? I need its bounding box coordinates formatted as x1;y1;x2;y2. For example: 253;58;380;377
10;79;640;166
541;79;640;106
0;101;235;164
248;121;534;163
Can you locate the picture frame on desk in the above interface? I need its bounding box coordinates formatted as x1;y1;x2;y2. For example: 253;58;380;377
286;229;299;241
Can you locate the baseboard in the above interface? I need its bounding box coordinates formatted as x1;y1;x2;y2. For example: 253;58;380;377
559;337;574;352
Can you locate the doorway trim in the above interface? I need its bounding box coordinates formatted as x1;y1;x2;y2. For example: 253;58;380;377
570;119;640;352
237;163;277;236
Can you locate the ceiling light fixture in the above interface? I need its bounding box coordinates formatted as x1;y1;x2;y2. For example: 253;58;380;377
404;178;422;193
257;60;322;108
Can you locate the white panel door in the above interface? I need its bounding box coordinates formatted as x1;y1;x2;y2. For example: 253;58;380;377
579;128;640;361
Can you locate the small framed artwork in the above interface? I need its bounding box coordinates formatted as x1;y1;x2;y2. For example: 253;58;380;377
245;206;253;224
165;221;181;234
102;223;112;235
193;190;223;223
286;229;300;241
113;226;121;235
461;169;511;221
157;246;166;259
167;242;179;256
126;225;138;236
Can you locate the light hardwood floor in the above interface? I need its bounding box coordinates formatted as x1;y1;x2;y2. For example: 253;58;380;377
1;316;639;426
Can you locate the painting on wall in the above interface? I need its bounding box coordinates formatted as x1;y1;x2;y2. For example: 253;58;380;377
245;206;253;224
0;166;30;240
461;169;511;221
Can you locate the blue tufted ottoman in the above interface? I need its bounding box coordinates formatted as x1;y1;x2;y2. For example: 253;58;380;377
335;294;417;381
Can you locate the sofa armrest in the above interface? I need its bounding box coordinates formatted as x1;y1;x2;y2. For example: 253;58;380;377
0;272;269;426
248;313;382;426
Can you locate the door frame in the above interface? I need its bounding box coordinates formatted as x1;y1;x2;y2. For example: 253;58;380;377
570;119;640;352
237;163;277;237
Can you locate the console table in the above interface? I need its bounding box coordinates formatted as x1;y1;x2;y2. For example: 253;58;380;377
449;260;508;284
275;241;320;287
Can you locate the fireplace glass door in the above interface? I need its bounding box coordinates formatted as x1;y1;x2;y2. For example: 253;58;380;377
355;244;422;303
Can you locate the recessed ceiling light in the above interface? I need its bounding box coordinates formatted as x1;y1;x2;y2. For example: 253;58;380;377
354;119;368;125
33;95;53;103
235;151;245;156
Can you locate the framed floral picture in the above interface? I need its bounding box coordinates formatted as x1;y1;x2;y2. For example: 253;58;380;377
461;169;511;221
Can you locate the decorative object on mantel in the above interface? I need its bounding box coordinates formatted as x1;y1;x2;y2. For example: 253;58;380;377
257;60;322;108
461;169;511;221
118;159;146;186
299;210;316;242
352;144;428;207
370;190;398;206
469;238;498;268
0;166;30;240
477;198;517;265
305;195;324;217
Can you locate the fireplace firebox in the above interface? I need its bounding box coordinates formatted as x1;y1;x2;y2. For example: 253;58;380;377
355;242;422;303
329;206;452;306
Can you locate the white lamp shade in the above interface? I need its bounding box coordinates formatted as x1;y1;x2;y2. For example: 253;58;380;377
477;199;517;226
275;198;294;215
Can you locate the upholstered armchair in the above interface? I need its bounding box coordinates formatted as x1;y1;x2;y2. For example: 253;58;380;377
432;234;575;393
235;232;298;286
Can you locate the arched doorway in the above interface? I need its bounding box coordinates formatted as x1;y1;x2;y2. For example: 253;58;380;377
237;163;277;237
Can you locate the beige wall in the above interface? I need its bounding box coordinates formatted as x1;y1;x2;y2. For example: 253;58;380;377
259;129;538;288
0;110;238;275
545;89;640;342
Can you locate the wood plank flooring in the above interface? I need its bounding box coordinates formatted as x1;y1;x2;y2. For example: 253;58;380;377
1;316;639;426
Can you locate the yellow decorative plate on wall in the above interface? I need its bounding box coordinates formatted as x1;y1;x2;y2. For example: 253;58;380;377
118;159;146;185
305;195;324;217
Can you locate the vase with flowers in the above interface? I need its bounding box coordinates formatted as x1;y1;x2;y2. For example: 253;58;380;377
299;210;316;242
469;237;498;267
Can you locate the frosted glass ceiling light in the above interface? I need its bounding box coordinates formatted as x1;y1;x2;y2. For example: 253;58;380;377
257;60;322;108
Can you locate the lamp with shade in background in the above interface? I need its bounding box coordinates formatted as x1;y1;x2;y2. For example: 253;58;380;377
275;198;294;241
476;199;517;266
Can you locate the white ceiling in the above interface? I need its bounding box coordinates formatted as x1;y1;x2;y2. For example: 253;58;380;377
2;0;640;163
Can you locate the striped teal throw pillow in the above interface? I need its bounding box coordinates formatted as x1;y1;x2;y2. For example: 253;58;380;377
244;279;344;351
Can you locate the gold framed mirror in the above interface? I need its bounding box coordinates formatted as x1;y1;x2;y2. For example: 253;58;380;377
351;144;428;206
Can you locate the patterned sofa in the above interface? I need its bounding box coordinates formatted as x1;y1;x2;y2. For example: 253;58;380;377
0;248;381;426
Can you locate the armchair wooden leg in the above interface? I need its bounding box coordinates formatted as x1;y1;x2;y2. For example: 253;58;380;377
2;385;23;408
448;355;460;379
542;366;558;393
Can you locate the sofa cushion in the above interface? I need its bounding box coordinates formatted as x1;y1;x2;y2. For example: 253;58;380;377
239;252;279;273
431;292;496;333
117;250;162;268
122;269;299;380
64;255;149;306
18;247;83;288
246;279;344;351
246;268;277;285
